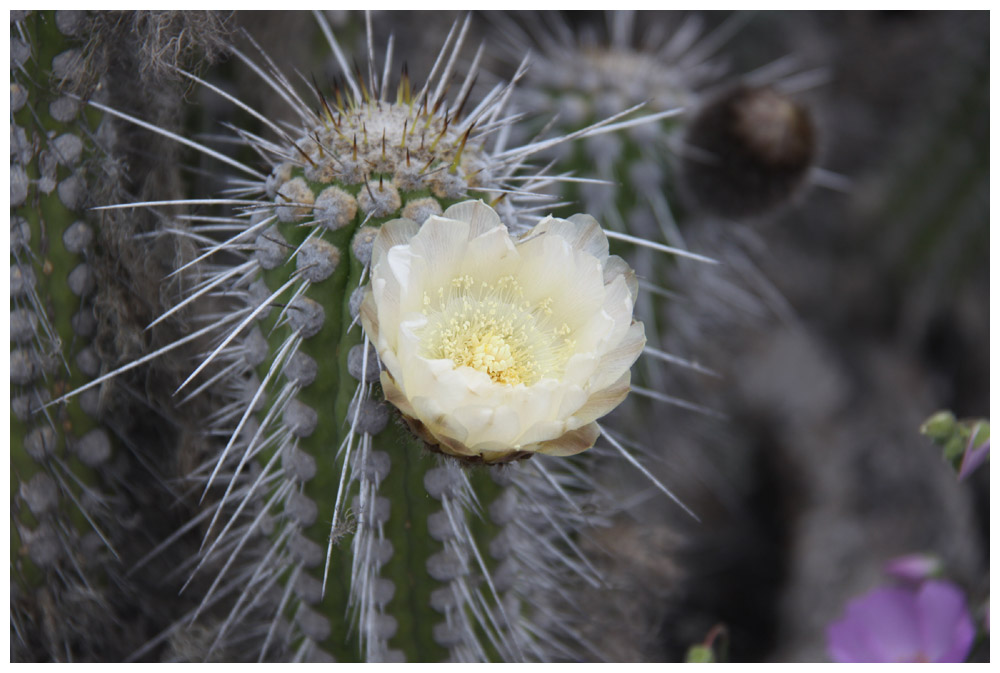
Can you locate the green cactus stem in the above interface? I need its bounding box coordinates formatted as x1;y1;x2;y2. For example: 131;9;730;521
58;12;717;662
9;10;128;661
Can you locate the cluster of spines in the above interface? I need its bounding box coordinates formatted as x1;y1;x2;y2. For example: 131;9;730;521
95;17;520;661
47;11;730;662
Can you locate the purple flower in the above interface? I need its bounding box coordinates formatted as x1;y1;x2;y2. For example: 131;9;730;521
883;554;943;584
958;431;989;481
827;580;975;662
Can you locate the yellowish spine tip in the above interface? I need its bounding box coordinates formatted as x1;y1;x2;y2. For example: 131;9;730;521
355;62;371;104
449;126;472;175
312;74;335;127
311;132;326;158
428;115;450;153
293;141;316;167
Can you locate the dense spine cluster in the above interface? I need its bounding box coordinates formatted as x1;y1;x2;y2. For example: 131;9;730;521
25;12;726;662
81;15;664;662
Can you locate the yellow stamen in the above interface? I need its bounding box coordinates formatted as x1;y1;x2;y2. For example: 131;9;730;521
420;275;575;385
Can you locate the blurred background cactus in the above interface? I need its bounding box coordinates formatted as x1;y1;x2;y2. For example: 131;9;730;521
10;10;989;662
10;9;232;661
11;12;120;656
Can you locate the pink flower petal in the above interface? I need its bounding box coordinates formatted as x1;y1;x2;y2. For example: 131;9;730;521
917;580;975;662
827;612;881;662
884;553;942;584
958;437;989;480
828;587;921;662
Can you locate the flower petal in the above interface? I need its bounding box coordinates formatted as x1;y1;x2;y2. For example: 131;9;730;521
380;370;416;418
442;199;504;237
571;273;634;357
832;587;922;662
454;403;522;452
513;419;567;447
570;370;631;427
535;423;601;457
372;217;420;267
516;233;606;331
530;212;610;262
917;580;975;662
384;246;415;313
410;390;470;448
827;610;882;663
589;321;645;391
603;254;637;298
408;215;472;291
460;223;519;281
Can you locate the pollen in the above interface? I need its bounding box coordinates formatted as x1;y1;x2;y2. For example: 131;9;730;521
420;275;573;385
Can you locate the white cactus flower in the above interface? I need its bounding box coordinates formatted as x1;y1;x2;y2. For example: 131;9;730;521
362;200;645;463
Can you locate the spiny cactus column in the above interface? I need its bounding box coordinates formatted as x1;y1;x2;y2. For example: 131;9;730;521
235;73;506;659
12;10;239;662
128;19;554;661
10;10;122;660
67;13;704;662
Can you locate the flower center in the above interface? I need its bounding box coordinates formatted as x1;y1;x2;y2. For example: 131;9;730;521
463;332;519;382
420;274;574;385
